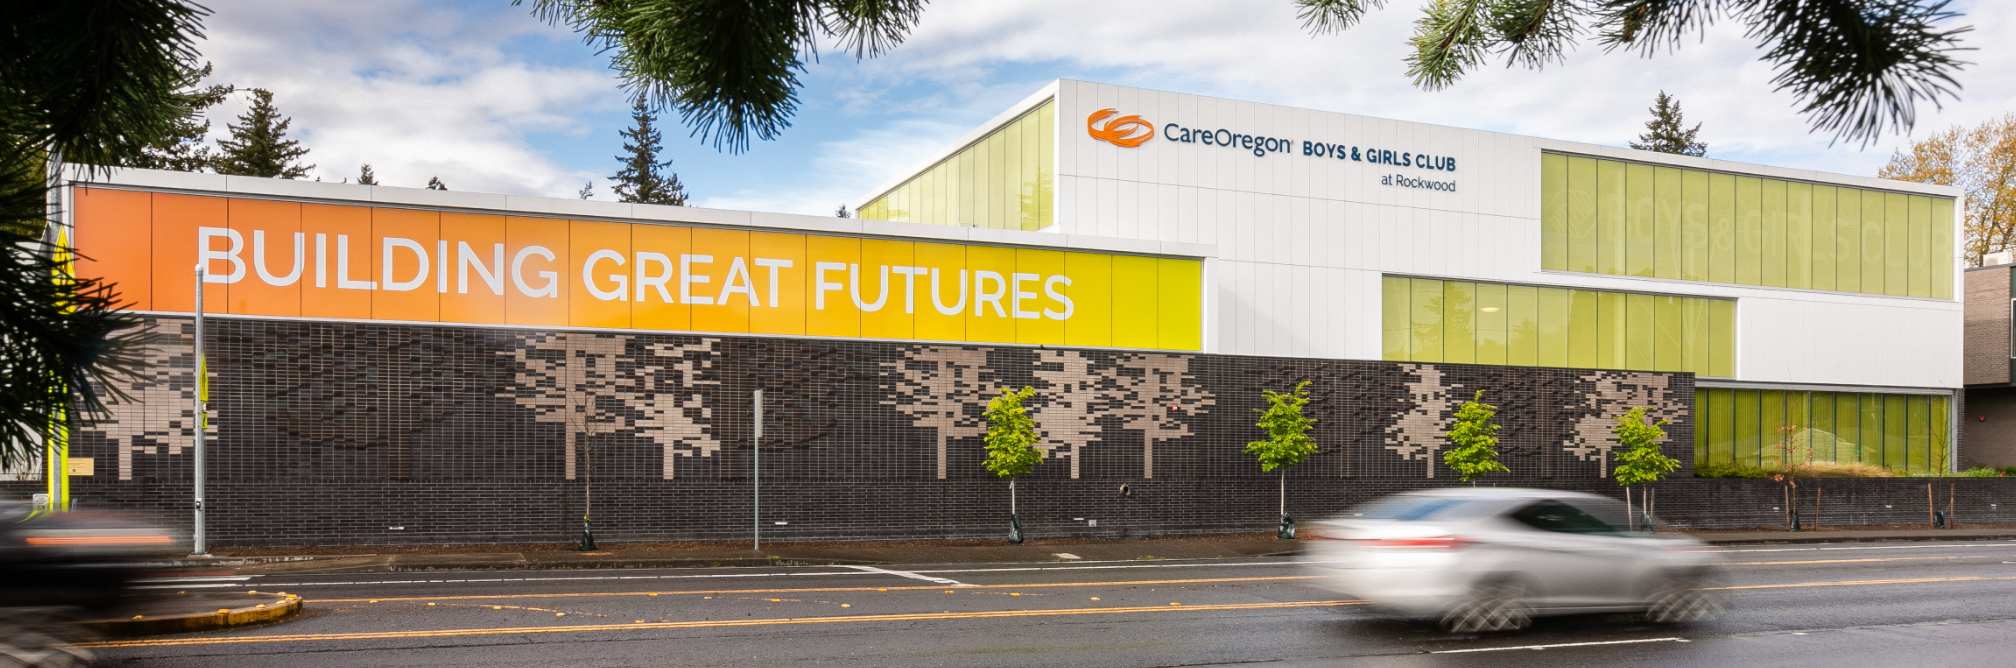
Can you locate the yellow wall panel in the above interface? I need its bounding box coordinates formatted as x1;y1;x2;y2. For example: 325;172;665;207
1013;248;1066;344
805;235;861;338
964;244;1021;343
1110;255;1160;349
747;231;806;335
857;238;914;339
1065;253;1113;348
1156;258;1203;351
912;242;968;342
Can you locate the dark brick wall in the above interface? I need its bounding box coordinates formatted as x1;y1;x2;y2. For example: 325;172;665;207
1965;266;2010;386
3;315;1787;546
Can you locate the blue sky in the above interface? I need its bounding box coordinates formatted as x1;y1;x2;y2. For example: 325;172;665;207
195;0;2012;216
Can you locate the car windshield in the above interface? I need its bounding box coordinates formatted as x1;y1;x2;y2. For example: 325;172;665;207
1509;500;1629;536
1350;496;1479;521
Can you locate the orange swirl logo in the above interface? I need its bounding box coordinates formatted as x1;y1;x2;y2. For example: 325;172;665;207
1087;109;1154;147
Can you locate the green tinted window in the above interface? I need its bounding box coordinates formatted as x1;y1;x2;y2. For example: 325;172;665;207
861;101;1054;230
1380;276;1730;377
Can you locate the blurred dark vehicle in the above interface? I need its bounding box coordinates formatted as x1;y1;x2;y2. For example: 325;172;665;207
2;501;175;666
1298;488;1724;633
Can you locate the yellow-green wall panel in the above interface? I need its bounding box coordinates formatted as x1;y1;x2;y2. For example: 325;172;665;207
1736;176;1763;285
1735;390;1761;467
1567;157;1599;273
1908;196;1931;298
1883;395;1907;470
1884;192;1908;297
1762;179;1787;287
1475;282;1508;366
1654;295;1683;372
1410;277;1444;362
1597;291;1627;370
1568;289;1599;369
1382;276;1409;361
1812;185;1837;292
1859;394;1883;467
1625;293;1655;370
1598;160;1628;275
1932;198;1955;299
1655;166;1683;279
1760;390;1786;468
1862;189;1886;294
1906;396;1930;473
1443;281;1477;364
1709;298;1735;377
1542;154;1568;271
1787;182;1812;289
1682;170;1710;281
1507;285;1538;366
1682;296;1710;376
1627;163;1657;277
1710;172;1736;284
1538;287;1570;368
1838;188;1862;293
860;101;1054;230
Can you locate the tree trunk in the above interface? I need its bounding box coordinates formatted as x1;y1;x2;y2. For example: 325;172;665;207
1278;469;1285;516
1626;486;1634;532
1010;478;1017;516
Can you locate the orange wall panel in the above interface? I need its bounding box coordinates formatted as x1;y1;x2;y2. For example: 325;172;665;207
226;198;303;317
630;224;691;332
371;208;440;322
72;188;152;310
747;232;805;335
689;228;750;333
153;193;228;313
439;213;508;325
568;219;632;329
504;216;568;327
300;203;374;320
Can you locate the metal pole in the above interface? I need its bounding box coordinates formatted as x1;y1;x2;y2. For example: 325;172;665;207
192;264;207;557
753;389;763;552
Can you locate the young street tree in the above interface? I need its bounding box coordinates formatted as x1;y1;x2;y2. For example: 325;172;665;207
612;100;689;205
1612;407;1680;532
356;164;379;185
214;88;313;178
1442;390;1508;485
1246;381;1318;538
1879;114;2016;267
1630;91;1707;158
1290;0;1970;144
983;386;1043;543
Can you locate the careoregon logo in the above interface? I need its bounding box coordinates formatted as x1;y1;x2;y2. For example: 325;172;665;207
1087;109;1154;147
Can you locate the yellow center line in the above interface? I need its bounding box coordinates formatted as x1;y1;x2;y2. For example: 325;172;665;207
1719;556;1966;566
307;576;1322;603
81;599;1363;649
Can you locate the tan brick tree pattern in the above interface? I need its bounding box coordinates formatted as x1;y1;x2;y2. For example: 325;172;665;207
1384;364;1457;478
1032;351;1213;479
502;335;726;480
1565;371;1688;477
881;346;992;479
71;319;211;481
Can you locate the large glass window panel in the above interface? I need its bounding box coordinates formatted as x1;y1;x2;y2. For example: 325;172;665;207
1567;157;1599;273
1884;192;1909;297
1705;388;1733;466
1735;389;1762;468
1598;160;1628;275
1382;276;1409;361
860;101;1054;230
1908;196;1931;298
1736;176;1763;285
1654;295;1684;372
1542;154;1569;270
1862;189;1886;294
1883;395;1907;470
1682;170;1710;281
1810;392;1836;463
1538;287;1570;368
1834;393;1859;464
1508;285;1539;366
1568;289;1599;369
1626;293;1655;370
1906;396;1930;473
1708;298;1736;377
1933;395;1951;470
1682;296;1710;375
1860;394;1884;467
1788;182;1812;289
1443;281;1477;364
1037;102;1055;229
1760;390;1786;468
1710;173;1737;283
1837;188;1862;293
1655;167;1683;279
1762;179;1787;287
1476;282;1508;365
1786;391;1809;465
1409;278;1443;362
1932;198;1955;300
1812;185;1837;291
1627;163;1657;277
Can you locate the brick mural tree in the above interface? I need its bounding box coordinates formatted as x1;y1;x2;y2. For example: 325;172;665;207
882;346;992;479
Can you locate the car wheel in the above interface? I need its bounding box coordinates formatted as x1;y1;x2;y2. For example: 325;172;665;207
1646;577;1724;623
1440;581;1533;633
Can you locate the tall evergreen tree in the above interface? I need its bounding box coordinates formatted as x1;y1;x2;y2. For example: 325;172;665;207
426;176;447;191
578;181;595;199
125;62;233;172
835;204;850;218
214;88;313;178
1630;91;1708;158
611;100;688;205
356;164;379;185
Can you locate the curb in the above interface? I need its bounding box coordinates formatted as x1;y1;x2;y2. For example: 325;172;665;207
81;595;302;638
1697;531;2016;546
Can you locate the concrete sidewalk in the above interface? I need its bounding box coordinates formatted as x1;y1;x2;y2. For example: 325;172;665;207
143;527;2016;576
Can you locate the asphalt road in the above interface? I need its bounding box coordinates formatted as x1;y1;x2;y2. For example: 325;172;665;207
87;539;2016;667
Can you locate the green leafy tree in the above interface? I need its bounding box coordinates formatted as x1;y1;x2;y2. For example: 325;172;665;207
1612;406;1679;530
522;0;926;152
0;1;197;469
1629;91;1707;157
1247;381;1318;526
1442;390;1508;484
611;100;688;205
214;88;313;178
426;176;447;191
124;62;233;172
983;386;1043;523
356;164;379;185
1291;0;1971;144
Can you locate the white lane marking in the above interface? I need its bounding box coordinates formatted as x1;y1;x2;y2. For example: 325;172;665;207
842;564;970;587
1723;543;2016;554
135;575;257;583
132;570;870;590
1432;637;1688;653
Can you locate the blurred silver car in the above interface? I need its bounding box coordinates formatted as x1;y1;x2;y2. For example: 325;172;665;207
1299;488;1724;632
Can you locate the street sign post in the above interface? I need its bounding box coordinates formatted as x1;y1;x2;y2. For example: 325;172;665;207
192;264;208;557
753;389;763;552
